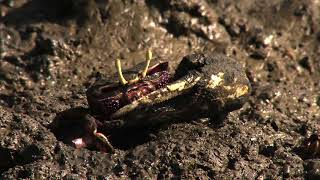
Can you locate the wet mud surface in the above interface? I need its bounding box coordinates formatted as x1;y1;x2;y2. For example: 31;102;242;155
1;0;320;179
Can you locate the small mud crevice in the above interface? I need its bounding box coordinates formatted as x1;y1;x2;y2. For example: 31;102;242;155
0;147;16;174
1;0;100;26
107;127;156;150
0;140;48;174
146;0;219;40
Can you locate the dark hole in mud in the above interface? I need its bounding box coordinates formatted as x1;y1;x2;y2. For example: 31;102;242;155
0;148;15;173
107;127;156;150
50;107;162;152
2;0;101;26
0;144;43;174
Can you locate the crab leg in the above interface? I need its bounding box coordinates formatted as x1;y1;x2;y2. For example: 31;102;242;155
115;59;128;85
93;130;115;153
141;49;152;78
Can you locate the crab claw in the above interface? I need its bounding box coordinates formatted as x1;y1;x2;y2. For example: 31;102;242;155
72;137;88;148
94;130;115;153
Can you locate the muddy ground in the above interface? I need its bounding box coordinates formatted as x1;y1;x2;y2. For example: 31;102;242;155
0;0;320;179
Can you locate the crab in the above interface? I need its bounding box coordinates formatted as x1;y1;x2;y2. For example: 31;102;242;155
51;50;251;153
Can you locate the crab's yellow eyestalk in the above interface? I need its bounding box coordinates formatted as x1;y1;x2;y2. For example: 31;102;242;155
115;59;128;85
142;49;152;78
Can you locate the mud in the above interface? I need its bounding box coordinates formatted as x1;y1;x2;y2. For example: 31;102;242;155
0;0;320;179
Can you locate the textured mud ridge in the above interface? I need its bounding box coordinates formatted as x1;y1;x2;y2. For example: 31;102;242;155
1;0;320;179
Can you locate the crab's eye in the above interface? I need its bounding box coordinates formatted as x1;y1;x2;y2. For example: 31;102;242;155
141;49;152;78
115;59;128;85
